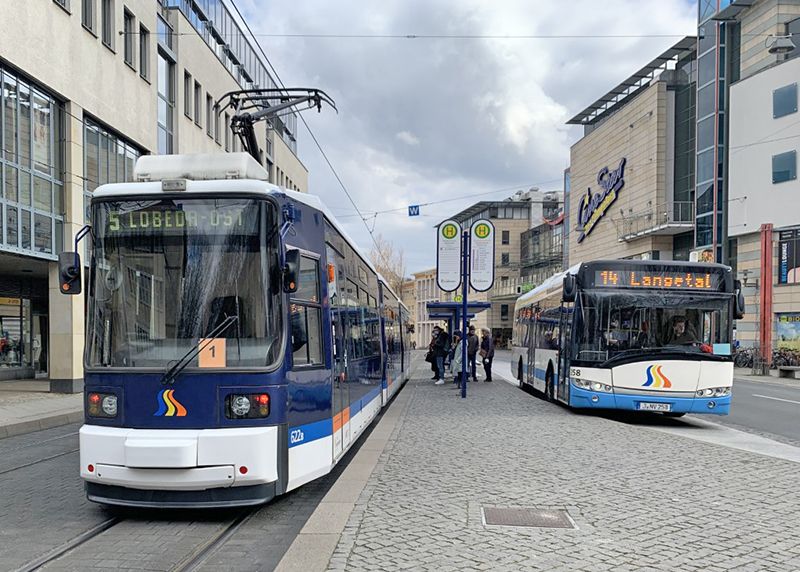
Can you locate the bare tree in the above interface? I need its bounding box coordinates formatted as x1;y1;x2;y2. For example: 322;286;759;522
369;234;407;293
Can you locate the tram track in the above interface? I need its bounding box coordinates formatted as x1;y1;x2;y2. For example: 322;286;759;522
171;508;259;572
12;517;122;572
0;448;79;477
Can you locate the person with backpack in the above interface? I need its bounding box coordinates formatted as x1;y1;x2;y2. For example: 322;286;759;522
480;328;495;382
432;326;450;385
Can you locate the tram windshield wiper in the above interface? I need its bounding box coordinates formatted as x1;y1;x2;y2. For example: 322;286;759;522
160;315;239;385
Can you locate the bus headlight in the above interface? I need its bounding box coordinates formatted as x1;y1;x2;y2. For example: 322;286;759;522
87;392;118;418
572;379;611;392
226;393;270;419
696;387;730;398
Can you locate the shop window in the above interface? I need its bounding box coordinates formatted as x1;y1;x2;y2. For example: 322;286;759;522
773;84;797;119
773;151;797;184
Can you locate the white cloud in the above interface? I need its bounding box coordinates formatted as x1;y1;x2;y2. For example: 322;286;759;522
237;0;697;273
396;130;420;146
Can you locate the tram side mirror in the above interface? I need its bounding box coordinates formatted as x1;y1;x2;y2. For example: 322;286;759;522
58;252;82;295
562;274;577;303
734;279;745;320
283;249;301;294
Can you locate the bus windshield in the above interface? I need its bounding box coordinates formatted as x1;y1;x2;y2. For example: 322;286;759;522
572;290;732;364
87;198;282;368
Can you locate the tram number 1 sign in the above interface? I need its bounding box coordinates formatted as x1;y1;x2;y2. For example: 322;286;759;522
470;220;495;291
437;219;462;291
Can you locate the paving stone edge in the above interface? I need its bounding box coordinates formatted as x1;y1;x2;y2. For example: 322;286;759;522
0;409;83;440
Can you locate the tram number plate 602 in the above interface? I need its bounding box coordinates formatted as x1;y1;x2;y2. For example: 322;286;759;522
290;429;305;445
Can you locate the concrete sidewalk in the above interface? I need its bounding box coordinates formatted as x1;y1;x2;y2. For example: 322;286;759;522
0;379;82;439
290;361;800;572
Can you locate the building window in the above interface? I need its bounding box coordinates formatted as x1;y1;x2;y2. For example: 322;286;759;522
101;0;114;49
501;304;509;321
82;0;96;32
206;94;213;138
214;107;221;145
183;71;192;117
53;0;70;12
157;51;174;154
194;81;202;126
123;9;135;68
0;66;65;258
139;25;150;80
501;230;510;245
224;113;230;151
773;84;797;119
83;118;141;225
501;253;510;266
773;151;797;184
787;18;800;61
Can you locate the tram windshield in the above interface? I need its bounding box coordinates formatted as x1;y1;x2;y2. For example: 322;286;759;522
87;198;282;368
572;290;732;364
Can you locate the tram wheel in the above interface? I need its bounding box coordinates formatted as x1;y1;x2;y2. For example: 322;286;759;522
517;360;524;389
545;370;555;402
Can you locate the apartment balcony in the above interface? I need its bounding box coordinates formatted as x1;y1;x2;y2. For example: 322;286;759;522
618;201;694;242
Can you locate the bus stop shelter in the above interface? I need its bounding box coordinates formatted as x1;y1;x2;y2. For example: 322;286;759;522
426;301;491;335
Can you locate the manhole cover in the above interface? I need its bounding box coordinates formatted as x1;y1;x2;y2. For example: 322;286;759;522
482;507;575;529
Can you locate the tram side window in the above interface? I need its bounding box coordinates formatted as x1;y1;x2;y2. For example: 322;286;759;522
291;256;323;367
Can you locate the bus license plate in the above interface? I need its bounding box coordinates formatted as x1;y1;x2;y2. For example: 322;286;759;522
638;402;672;412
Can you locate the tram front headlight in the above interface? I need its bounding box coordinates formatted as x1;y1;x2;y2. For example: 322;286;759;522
226;393;270;419
101;395;118;416
230;395;251;417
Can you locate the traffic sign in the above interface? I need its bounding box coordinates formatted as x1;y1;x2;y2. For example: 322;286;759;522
469;219;495;291
437;219;462;291
408;205;420;216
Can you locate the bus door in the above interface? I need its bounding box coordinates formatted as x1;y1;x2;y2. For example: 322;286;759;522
526;315;537;385
557;304;573;403
325;246;348;461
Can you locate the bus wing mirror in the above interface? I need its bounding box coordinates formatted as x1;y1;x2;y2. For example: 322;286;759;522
734;279;745;320
283;249;301;293
562;274;576;303
58;252;82;295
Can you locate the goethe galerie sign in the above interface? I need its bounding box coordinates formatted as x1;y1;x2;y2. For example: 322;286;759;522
577;158;627;243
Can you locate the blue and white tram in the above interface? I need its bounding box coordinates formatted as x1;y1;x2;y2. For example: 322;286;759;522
63;153;411;507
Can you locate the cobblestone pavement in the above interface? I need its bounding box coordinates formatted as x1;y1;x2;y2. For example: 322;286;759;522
328;374;800;572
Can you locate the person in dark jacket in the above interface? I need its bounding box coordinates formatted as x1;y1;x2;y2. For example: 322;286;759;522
467;325;480;381
432;326;450;383
480;328;495;382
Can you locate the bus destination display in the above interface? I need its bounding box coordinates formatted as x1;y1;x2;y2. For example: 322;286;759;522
594;270;720;290
106;207;246;234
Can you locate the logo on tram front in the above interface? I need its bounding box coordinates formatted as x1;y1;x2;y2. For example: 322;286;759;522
154;389;188;417
642;365;672;389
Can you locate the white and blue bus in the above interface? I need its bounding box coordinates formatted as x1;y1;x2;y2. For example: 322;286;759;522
511;259;745;416
59;153;411;507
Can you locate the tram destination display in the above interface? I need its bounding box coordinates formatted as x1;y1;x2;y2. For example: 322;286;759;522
593;269;721;290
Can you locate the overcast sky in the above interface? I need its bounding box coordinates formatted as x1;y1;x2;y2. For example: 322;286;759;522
237;0;697;275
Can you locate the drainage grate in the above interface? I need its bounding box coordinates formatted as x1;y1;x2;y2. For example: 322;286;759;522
482;507;575;529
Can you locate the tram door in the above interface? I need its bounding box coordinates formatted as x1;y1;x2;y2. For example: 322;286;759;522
526;313;537;385
326;246;349;461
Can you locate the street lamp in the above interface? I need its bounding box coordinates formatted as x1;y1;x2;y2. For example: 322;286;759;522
766;34;796;55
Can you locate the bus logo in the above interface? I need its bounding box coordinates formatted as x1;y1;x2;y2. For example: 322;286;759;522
154;389;187;417
642;365;672;389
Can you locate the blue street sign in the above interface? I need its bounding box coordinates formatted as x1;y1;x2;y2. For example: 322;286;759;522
408;205;420;216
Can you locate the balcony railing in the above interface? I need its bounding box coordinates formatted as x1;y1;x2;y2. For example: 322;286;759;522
618;201;694;242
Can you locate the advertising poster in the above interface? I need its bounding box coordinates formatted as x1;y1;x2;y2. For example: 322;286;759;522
778;228;800;284
776;313;800;350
